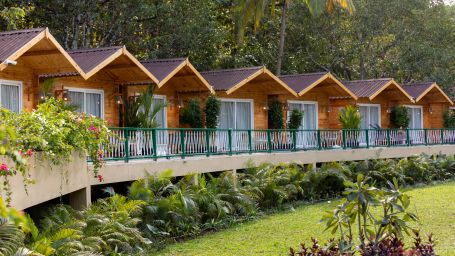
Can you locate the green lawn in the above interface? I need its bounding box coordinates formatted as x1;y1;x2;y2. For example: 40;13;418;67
156;181;455;256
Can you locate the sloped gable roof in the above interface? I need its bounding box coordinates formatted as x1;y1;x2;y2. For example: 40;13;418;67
69;46;122;74
0;28;45;62
344;78;413;101
403;82;453;104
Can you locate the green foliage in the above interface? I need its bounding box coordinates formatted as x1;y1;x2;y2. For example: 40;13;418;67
391;105;410;128
443;110;455;128
180;99;203;128
204;95;221;129
268;100;284;129
124;86;165;128
0;98;111;177
338;105;361;129
287;109;303;129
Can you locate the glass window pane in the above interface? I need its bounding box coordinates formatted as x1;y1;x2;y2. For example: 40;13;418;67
303;104;317;129
235;102;252;129
153;97;166;128
369;106;380;128
359;106;368;129
1;84;20;113
219;101;235;129
85;92;102;117
68;91;84;113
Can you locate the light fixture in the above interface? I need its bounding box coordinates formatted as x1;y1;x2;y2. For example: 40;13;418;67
327;105;332;113
386;108;392;114
115;95;123;105
429;107;433;114
5;59;17;66
54;88;70;102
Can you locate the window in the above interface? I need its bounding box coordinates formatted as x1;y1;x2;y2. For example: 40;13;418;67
287;101;318;129
218;99;253;129
358;104;381;129
0;80;21;113
153;95;167;128
406;106;423;129
67;88;104;118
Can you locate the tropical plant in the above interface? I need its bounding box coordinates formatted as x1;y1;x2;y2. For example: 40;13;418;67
180;98;203;128
268;100;284;129
204;95;221;129
391;105;410;129
443;109;455;128
234;0;355;74
338;105;361;129
38;78;55;103
124;86;166;128
287;109;303;129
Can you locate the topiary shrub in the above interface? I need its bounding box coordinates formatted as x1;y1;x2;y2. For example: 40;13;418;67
180;98;203;128
268;100;284;129
443;110;455;128
391;105;410;128
338;105;361;129
288;109;304;129
204;95;221;128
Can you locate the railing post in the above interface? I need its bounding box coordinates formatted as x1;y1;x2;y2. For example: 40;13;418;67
152;129;157;161
440;129;444;144
365;129;369;148
180;129;185;159
386;129;391;147
342;129;347;149
292;130;297;151
205;129;210;157
267;130;272;153
424;129;428;145
228;129;232;155
248;130;252;154
123;128;129;163
406;129;410;146
317;130;322;150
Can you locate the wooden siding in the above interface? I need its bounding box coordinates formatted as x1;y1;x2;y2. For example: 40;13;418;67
0;63;37;112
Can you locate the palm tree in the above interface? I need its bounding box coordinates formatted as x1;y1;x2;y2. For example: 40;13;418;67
235;0;355;75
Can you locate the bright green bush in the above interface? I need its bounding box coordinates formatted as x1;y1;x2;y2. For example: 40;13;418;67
339;105;361;129
204;95;221;128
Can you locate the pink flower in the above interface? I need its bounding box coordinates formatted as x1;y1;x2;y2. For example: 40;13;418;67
0;163;8;171
26;149;33;157
97;175;104;182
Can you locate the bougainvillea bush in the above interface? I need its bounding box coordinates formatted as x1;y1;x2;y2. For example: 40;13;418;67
0;98;111;177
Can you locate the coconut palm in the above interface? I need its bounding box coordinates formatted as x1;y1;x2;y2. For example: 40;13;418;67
235;0;355;74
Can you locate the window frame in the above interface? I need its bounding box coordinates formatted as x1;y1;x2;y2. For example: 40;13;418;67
357;103;381;128
286;100;319;129
404;105;424;129
219;98;254;129
0;79;22;113
153;94;167;128
65;87;104;118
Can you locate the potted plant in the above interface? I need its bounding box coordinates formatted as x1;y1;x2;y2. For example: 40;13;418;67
338;105;361;148
390;105;410;144
268;100;284;149
180;98;203;153
204;95;221;153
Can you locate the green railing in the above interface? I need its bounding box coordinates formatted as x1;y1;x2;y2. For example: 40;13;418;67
99;128;455;162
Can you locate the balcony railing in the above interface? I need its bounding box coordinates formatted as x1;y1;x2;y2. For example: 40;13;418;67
99;128;455;162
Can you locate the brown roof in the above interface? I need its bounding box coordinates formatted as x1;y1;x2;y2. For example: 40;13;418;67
402;82;434;99
201;66;263;91
69;46;122;74
141;58;186;82
0;28;45;62
279;72;328;93
343;78;393;98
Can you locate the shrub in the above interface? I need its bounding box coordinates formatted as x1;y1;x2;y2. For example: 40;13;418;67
338;105;361;129
288;109;304;129
180;98;203;128
391;105;410;128
443;110;455;128
204;95;221;128
268;100;284;129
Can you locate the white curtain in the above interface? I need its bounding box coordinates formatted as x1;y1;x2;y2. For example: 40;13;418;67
359;105;380;129
359;106;368;129
408;108;422;129
219;101;235;129
369;106;380;128
68;91;84;113
303;104;317;129
1;84;20;113
152;97;166;128
236;102;252;129
86;92;101;117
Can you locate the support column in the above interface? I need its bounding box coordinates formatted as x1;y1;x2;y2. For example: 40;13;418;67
228;169;238;187
69;186;91;210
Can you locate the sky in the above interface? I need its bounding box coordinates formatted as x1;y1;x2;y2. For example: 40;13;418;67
444;0;455;4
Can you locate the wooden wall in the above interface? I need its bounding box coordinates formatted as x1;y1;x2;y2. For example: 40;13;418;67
0;64;37;112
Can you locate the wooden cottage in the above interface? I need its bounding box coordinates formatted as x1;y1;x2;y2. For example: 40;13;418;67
45;46;159;126
0;28;85;112
279;72;358;129
341;79;414;129
201;66;297;130
402;82;453;128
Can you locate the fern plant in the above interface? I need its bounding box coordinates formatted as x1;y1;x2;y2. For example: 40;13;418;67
339;105;361;129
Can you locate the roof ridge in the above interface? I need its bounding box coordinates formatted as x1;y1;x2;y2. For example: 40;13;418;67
141;58;186;63
201;66;263;75
403;81;435;86
279;72;328;78
345;78;392;84
69;46;122;54
0;27;45;36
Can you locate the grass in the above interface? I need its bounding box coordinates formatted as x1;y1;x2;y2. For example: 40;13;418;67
156;181;455;256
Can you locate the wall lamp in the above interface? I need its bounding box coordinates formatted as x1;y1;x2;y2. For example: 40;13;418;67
429;107;433;114
54;89;69;102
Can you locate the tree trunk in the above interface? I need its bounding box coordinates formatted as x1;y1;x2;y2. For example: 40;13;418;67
276;1;288;75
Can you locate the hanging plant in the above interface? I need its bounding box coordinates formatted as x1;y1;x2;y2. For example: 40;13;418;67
180;98;203;128
288;109;304;129
204;95;221;129
391;105;410;129
339;105;361;129
268;100;284;129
